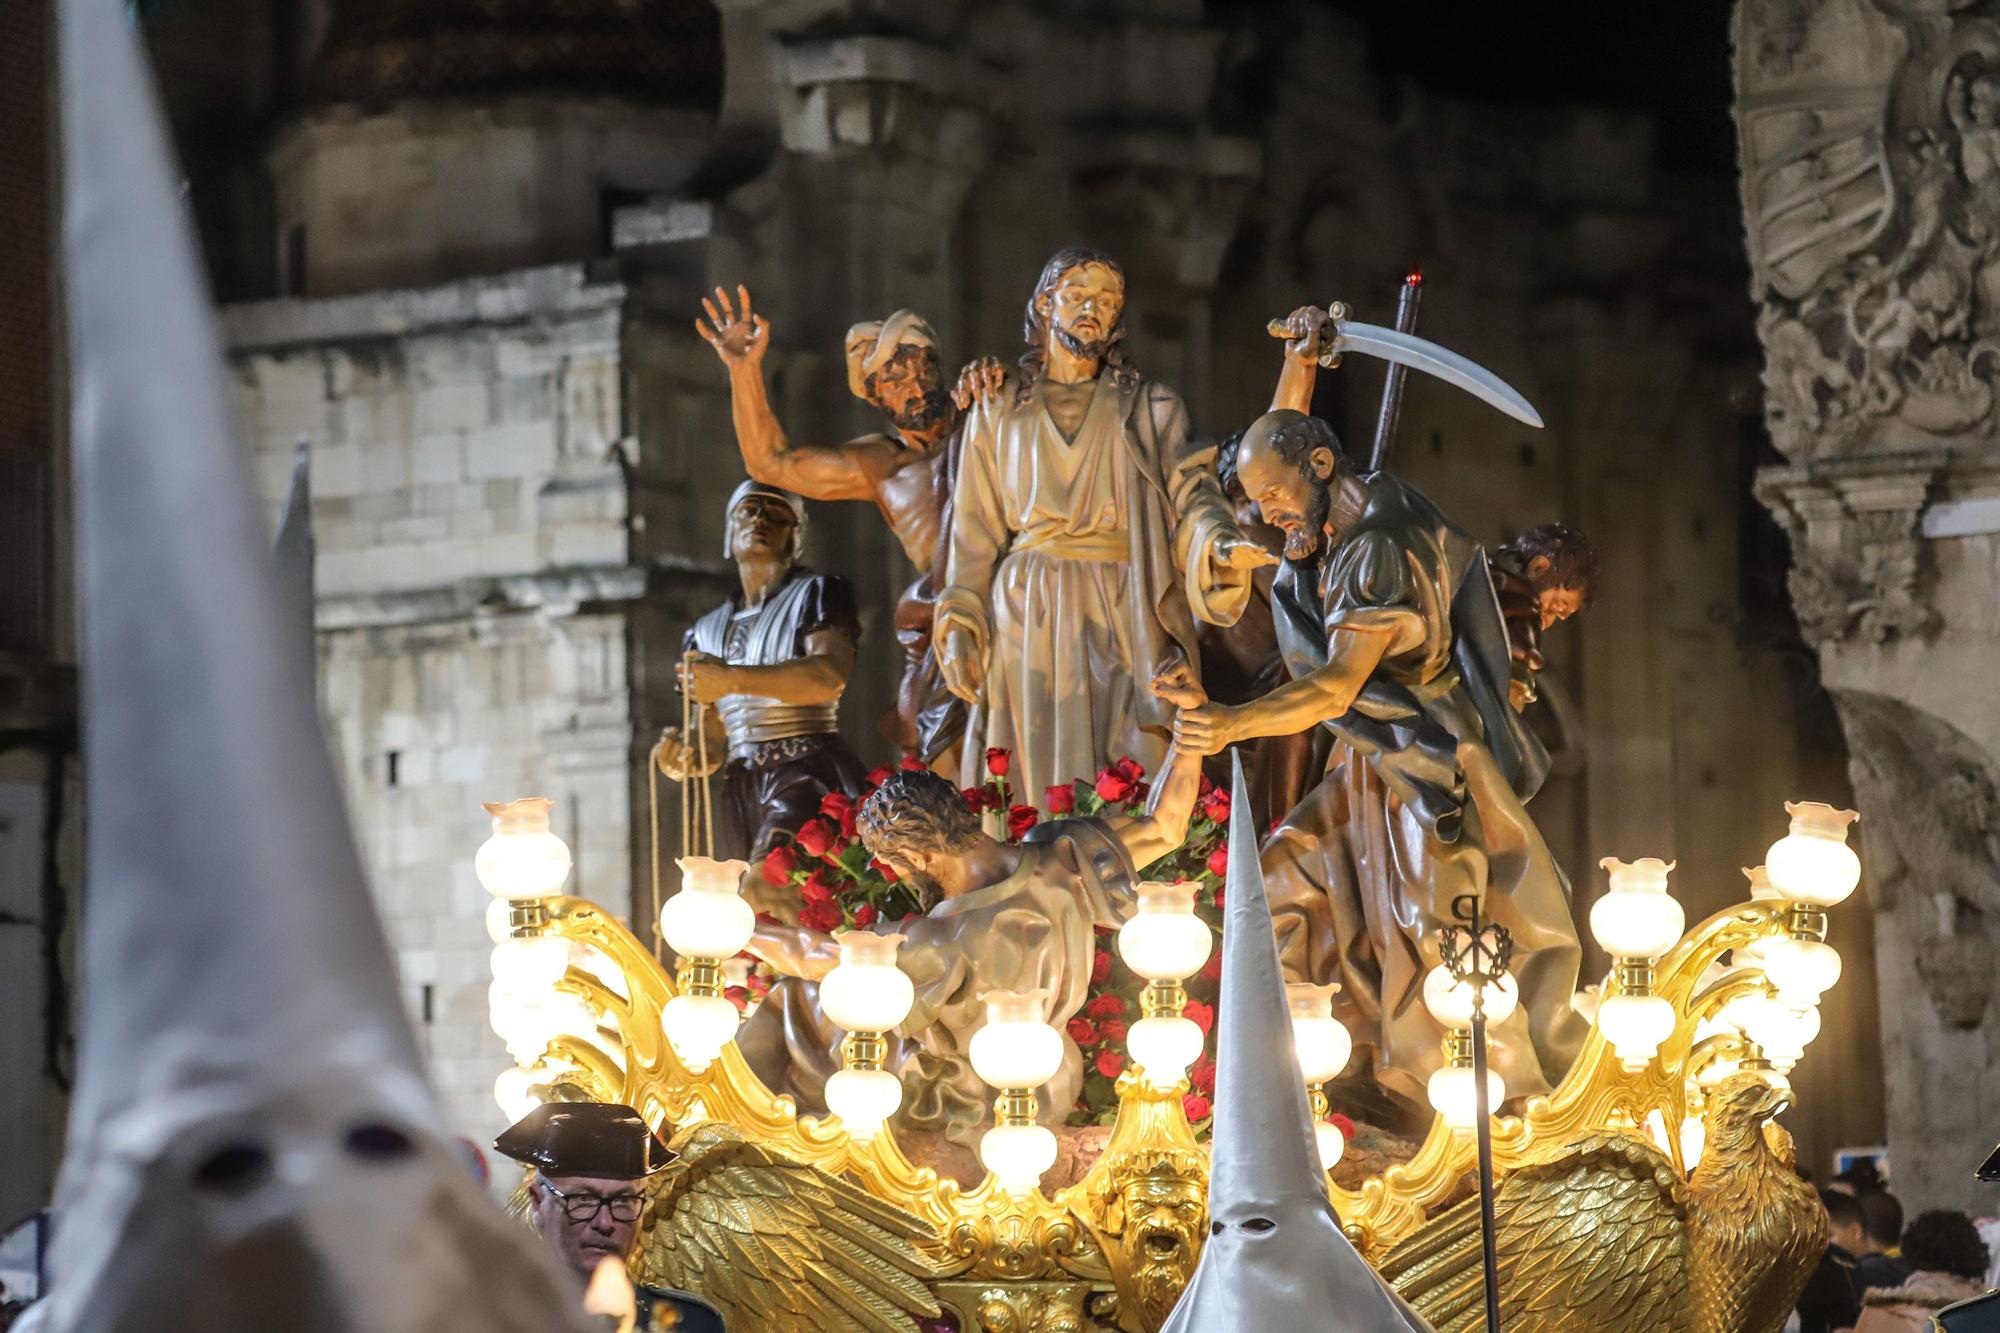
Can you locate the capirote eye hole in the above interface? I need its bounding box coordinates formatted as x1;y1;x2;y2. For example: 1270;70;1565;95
344;1123;416;1160
1243;1218;1277;1233
192;1141;273;1193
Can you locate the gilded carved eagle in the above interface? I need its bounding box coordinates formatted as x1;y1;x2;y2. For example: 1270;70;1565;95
1378;1073;1824;1333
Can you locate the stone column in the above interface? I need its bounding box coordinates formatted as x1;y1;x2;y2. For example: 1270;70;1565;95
1737;0;2000;1212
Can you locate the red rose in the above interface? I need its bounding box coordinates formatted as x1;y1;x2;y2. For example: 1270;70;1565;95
961;786;992;813
1095;1049;1125;1079
1182;1093;1212;1122
761;844;798;887
1113;756;1145;783
1199;786;1231;824
799;898;842;932
854;903;879;928
1190;1056;1216;1095
1094;768;1136;804
1043;783;1076;814
800;868;836;904
869;857;900;883
1206;842;1229;879
866;764;894;788
724;985;750;1013
840;808;859;840
1066;1017;1098;1045
1098;1018;1127;1044
819;790;852;822
1184;1000;1215;1035
985;747;1012;777
899;755;927;771
1086;994;1127;1020
1330;1113;1355;1140
1091;948;1112;985
1213;887;1226;907
795;818;836;859
1007;804;1039;840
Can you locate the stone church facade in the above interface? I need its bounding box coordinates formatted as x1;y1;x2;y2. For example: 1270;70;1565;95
118;0;1877;1169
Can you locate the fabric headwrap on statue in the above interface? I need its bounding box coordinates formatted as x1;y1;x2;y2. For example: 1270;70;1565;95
723;479;808;560
843;309;939;400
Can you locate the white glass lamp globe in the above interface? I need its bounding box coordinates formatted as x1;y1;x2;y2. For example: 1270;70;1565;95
1743;865;1783;902
490;935;570;994
1763;936;1842;1008
494;1064;546;1123
1428;1064;1506;1131
1422;964;1520;1029
825;1068;904;1143
1598;992;1677;1072
1126;1015;1204;1090
1764;802;1861;908
1314;1119;1346;1171
980;1122;1059;1197
968;989;1065;1091
1737;993;1819;1069
659;858;756;960
1287;983;1352;1084
485;897;514;945
662;992;742;1073
1590;857;1686;960
820;932;915;1033
1116;881;1213;982
475;797;574;900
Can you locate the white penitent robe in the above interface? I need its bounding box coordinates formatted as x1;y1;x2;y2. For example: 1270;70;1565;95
936;373;1251;799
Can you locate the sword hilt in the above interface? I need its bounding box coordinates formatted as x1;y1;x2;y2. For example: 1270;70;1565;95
1264;301;1348;368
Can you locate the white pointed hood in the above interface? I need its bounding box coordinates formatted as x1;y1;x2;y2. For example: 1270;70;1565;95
39;1;592;1328
1159;757;1432;1332
273;439;315;655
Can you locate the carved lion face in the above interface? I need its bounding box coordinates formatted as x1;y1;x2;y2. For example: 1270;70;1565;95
1113;1175;1205;1326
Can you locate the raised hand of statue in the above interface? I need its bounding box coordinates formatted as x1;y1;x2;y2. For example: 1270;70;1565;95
1278;304;1332;368
951;356;1007;411
1171;700;1238;757
695;284;770;368
1213;534;1280;572
1149;658;1209;711
677;651;735;706
937;627;985;705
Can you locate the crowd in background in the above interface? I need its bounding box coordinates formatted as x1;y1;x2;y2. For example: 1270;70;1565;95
1793;1165;2000;1333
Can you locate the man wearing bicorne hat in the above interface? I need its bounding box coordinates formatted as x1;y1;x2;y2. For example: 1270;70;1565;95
497;1103;726;1333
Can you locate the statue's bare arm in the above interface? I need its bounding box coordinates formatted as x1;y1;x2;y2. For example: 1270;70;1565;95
680;628;856;708
697;284;897;502
1105;662;1211;867
1172;624;1394;755
1269;305;1332;413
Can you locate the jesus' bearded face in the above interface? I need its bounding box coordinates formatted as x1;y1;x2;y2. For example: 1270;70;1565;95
1044;263;1125;361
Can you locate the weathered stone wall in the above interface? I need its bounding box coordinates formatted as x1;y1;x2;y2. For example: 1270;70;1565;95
1737;0;2000;1212
220;265;667;1136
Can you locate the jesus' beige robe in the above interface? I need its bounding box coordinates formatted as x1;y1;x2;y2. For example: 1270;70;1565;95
937;372;1250;799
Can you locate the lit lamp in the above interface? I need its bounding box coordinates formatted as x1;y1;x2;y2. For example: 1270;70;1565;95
969;989;1064;1197
820;932;916;1143
1735;988;1818;1075
1589;857;1685;1073
658;856;756;1073
1287;982;1352;1169
477;797;575;913
1116;881;1214;1091
1422;964;1516;1131
1760;802;1858;1007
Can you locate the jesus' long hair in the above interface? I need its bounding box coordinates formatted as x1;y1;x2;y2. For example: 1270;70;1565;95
1014;246;1143;405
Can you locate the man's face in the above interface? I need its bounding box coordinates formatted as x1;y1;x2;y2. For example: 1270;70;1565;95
729;494;798;561
1045;263;1125;359
528;1172;646;1279
1828;1214;1866;1255
866;345;950;434
1236;433;1331;562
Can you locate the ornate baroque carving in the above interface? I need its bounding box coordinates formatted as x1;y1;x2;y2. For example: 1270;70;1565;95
1753;449;1945;645
1737;0;2000;459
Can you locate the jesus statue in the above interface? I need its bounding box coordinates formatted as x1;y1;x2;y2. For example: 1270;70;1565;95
935;248;1274;798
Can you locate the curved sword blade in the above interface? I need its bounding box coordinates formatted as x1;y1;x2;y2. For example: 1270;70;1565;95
1333;320;1545;429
